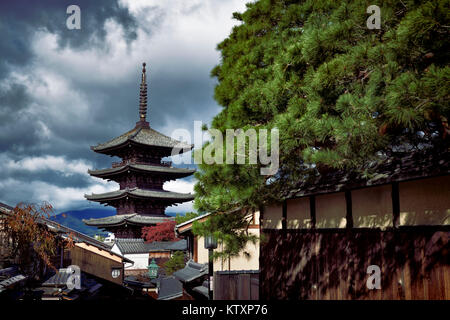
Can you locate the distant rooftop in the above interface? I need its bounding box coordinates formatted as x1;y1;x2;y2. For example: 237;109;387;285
157;276;183;300
114;238;187;255
173;260;208;284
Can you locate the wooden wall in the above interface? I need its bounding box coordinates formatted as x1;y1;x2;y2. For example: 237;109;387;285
260;228;450;300
214;271;259;300
70;243;124;286
262;175;450;231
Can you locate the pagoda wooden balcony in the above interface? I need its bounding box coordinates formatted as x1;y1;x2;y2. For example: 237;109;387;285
111;160;172;168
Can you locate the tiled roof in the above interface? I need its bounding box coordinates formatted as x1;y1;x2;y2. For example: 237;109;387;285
83;213;174;227
91;126;193;153
114;238;187;254
166;239;188;251
173;260;208;283
88;164;195;178
157;276;183;300
84;188;195;202
42;268;73;287
289;146;450;198
175;212;212;230
0;202;13;215
192;280;209;298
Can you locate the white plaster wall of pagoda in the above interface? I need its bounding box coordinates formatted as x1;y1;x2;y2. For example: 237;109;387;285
399;175;450;226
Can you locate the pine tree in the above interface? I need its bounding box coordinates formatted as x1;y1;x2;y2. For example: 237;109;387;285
164;251;186;275
194;0;449;255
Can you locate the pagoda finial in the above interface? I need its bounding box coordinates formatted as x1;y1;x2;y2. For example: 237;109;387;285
138;62;149;126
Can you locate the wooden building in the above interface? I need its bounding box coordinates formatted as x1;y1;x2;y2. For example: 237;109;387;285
111;238;187;275
260;147;450;299
176;210;260;272
84;63;195;238
0;202;131;287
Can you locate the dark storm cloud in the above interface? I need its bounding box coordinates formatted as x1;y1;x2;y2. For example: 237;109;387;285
0;0;242;211
0;0;141;208
4;169;92;190
0;0;140;153
0;0;137;68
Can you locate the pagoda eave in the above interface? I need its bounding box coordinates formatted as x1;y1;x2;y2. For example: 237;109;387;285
84;188;195;203
83;213;174;228
91;126;193;156
88;164;196;179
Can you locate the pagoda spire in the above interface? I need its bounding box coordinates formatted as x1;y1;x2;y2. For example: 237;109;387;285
137;62;149;128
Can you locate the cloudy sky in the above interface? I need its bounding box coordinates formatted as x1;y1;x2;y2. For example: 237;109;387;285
0;0;248;213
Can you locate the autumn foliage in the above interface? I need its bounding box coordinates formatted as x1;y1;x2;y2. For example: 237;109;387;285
141;220;179;243
3;202;71;276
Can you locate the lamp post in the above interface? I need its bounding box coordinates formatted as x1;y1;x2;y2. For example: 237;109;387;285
148;258;159;279
204;234;217;300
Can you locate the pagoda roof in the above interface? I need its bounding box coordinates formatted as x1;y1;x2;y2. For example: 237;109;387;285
84;187;195;203
83;213;174;227
88;164;195;179
91;125;193;154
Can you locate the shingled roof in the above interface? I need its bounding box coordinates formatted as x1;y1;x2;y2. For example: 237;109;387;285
157;276;183;300
114;238;187;254
83;213;174;227
88;164;195;179
289;146;450;199
85;187;195;203
0;202;13;215
91;126;193;154
173;260;208;283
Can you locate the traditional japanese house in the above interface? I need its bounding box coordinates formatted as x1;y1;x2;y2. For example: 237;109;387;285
0;203;133;299
260;147;450;300
111;238;187;275
84;63;195;238
175;210;260;272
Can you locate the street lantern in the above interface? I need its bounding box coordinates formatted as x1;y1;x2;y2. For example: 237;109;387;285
204;234;217;300
148;258;159;279
204;234;218;250
111;267;121;279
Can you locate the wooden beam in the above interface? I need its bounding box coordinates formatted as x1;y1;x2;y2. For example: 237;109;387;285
310;195;316;229
345;190;353;228
193;236;198;263
392;182;400;227
282;199;287;230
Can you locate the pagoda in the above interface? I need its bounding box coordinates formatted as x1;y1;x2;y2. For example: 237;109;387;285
83;63;195;238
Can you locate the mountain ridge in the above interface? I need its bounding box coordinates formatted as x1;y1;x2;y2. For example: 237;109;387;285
50;208;179;237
